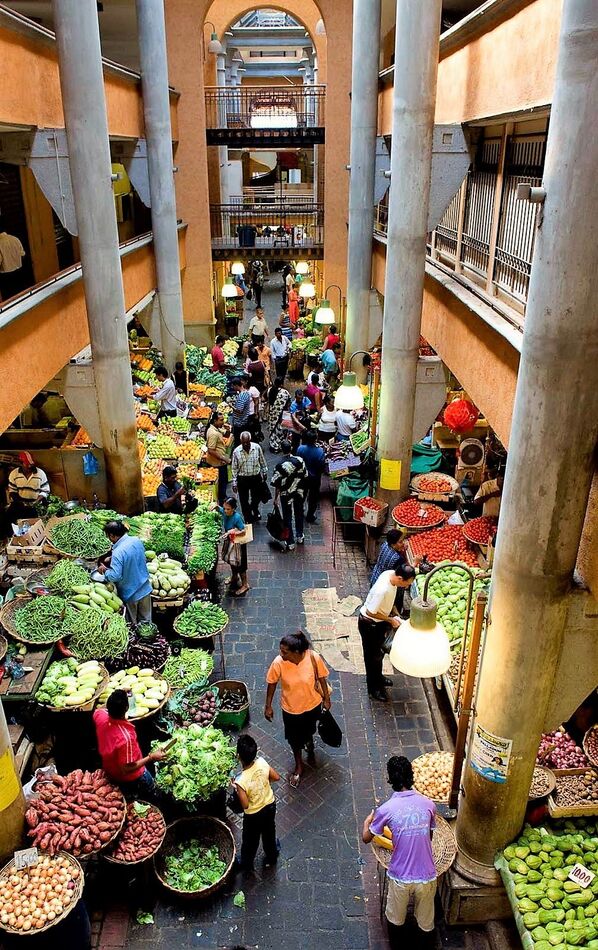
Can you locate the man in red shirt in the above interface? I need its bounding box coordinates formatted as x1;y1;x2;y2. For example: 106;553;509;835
211;334;227;373
324;324;341;350
93;690;165;798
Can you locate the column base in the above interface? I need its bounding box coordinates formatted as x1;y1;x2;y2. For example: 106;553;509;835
439;858;511;926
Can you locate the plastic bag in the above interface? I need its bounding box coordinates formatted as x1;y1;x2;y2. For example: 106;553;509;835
82;451;99;476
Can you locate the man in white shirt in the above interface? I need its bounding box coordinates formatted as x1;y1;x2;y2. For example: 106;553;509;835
336;409;358;442
232;431;268;524
248;309;269;343
474;473;504;519
153;365;177;418
5;451;50;530
270;327;291;382
358;565;416;701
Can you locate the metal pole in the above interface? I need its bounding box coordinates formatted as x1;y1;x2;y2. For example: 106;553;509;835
456;0;598;879
53;0;143;514
136;0;186;371
216;52;230;206
377;0;442;509
345;0;381;380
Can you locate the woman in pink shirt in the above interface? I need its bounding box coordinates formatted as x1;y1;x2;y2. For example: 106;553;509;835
304;372;324;411
288;287;300;328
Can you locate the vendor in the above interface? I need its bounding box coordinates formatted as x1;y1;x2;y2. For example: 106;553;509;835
5;451;50;525
173;361;188;396
93;689;166;800
335;408;358;442
474;471;504;518
153;365;177;418
99;520;152;624
157;466;185;514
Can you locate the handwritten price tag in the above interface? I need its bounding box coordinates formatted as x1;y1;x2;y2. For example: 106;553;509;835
568;863;596;888
14;847;39;871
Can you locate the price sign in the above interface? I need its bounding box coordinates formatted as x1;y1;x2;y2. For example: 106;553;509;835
14;847;39;871
568;863;596;888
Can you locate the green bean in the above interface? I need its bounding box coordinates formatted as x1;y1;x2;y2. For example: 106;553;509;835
163;648;214;689
46;559;89;595
68;611;129;661
13;596;78;643
49;519;110;558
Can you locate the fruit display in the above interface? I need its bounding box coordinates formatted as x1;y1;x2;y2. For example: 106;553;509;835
46;559;89;596
189;405;212;420
36;659;105;708
413;473;456;495
157;418;191;435
408;524;480;567
12;597;78;644
136;413;156;432
175;600;228;638
142;469;161;495
392;498;445;528
415;566;488;650
154;724;235;803
0;853;82;934
197;466;218;483
107;801;166;863
146;553;190;598
70;426;93;446
106;623;170;673
98;667;169;718
176;439;203;462
163;648;213;690
537;728;589;769
147;433;178;459
48;519;110;558
412;752;454;802
25;769;126;856
161;683;219;730
463;516;498;545
68;581;123;614
68;612;129;662
134;385;157;399
553;771;598;807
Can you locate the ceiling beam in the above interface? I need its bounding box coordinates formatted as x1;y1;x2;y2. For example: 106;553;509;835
226;34;312;49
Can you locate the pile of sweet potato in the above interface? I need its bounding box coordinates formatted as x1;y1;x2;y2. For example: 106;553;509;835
109;802;166;863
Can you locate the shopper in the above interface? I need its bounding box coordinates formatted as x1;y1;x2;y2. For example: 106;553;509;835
358;564;416;701
271;440;308;550
317;395;338;442
173;361;188;395
278;304;293;342
288;286;300;328
220;496;249;596
474;471;504;518
265;631;331;788
252;265;264;309
324;324;341;351
231;377;253;446
94;690;166;800
335;407;358;442
205;411;232;504
297;430;326;524
256;339;273;385
232;431;268;524
212;334;227;373
305;372;324;411
267;377;292;453
281;263;292;306
100;521;153;624
233;734;280;872
321;343;341;380
248;308;269;344
245;346;267;393
271;326;291;380
153;365;178;418
156;465;185;514
289;387;312;448
362;756;437;949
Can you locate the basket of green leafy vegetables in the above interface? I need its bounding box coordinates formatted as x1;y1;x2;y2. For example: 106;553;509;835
154;817;235;898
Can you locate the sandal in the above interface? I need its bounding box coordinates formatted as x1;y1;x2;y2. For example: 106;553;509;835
288;773;301;789
233;585;250;597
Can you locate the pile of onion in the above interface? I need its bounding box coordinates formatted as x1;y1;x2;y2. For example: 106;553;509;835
0;853;81;933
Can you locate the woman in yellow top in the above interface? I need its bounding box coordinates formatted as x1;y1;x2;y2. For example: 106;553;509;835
265;631;331;788
233;734;280;872
205;411;232;504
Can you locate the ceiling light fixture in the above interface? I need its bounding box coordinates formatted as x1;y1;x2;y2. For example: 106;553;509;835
334;372;364;411
205;21;223;55
315;18;326;36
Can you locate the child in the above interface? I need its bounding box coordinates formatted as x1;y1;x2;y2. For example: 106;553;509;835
233;734;280;871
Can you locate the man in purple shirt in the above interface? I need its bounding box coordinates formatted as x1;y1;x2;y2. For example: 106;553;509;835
363;756;437;947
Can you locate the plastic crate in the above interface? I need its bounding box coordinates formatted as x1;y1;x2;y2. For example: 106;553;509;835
353;497;388;528
213;679;250;729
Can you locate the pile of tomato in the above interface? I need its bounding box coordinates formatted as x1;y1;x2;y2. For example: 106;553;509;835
392;499;445;528
462;516;498;545
408;524;479;567
416;474;454;494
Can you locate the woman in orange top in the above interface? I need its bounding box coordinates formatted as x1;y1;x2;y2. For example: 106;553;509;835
287;287;300;327
265;631;331;788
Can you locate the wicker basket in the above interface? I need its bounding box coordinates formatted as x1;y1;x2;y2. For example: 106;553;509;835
154;817;236;898
40;663;110;713
583;726;598;768
528;765;556;801
0;851;84;936
0;595;70;646
371;814;456;876
412;752;455;805
44;513;111;560
0;633;7;662
173;614;228;642
104;803;167;866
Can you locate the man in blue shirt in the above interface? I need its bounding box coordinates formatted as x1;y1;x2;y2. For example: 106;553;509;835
320;343;341;379
297;430;326;523
371;529;408;615
232;378;253;446
99;521;152;624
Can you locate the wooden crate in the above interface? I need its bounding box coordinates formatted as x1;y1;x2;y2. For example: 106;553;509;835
547;767;598;818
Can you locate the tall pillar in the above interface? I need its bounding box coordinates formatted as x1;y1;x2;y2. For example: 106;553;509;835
376;0;441;505
53;0;143;514
136;0;186;371
456;0;598;877
344;0;381;377
0;702;26;860
216;53;230;205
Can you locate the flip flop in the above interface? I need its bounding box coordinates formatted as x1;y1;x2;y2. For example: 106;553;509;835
233;586;250;597
288;773;301;789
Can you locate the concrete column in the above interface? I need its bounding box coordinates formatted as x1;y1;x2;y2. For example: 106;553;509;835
136;0;185;372
456;0;598;878
216;53;230;205
0;702;26;861
376;0;441;505
345;0;382;380
53;0;143;514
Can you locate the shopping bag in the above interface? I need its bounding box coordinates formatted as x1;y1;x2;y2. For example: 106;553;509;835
317;709;343;748
260;479;272;504
266;505;289;542
222;537;242;567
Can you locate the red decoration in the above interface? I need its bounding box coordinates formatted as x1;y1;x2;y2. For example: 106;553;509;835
443;399;479;434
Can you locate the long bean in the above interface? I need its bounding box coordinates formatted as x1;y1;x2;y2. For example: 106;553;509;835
46;559;89;595
13;596;78;643
68;611;129;661
49;520;110;558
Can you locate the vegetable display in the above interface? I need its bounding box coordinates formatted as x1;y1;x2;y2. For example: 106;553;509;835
392;499;445;528
13;597;78;644
408;524;480;568
175;601;228;638
68;612;129;662
553;771;598;807
46;560;89;596
412;752;454;802
154;725;235;803
463;516;498;545
415;474;455;494
163;648;213;690
147;553;190;598
128;511;186;561
106;623;170;673
108;801;166;863
48;519;110;558
26;769;126;856
585;727;598;766
415;567;487;650
98;667;169;718
219;687;248;712
68;581;123;614
163;840;227;892
187;546;217;575
0;853;82;933
36;659;104;708
537;728;588;770
529;767;555;799
161;683;219;730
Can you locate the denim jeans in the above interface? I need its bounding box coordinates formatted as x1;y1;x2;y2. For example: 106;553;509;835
281;493;304;544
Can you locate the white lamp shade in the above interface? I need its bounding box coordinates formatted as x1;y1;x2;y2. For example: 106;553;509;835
334;372;364;411
207;33;223;54
295;261;309;275
221;277;237;298
389;617;452;678
315;18;326;35
314;301;335;324
299;281;316;299
231;262;245;275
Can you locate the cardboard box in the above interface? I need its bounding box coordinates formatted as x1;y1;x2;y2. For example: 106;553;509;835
354;498;388;528
9;519;45;548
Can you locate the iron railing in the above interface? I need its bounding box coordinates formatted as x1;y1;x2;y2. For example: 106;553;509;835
210;201;324;250
205;84;326;130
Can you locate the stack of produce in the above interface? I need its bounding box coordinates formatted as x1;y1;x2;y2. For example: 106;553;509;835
196;466;218;483
189;405;212;421
46;559;89;596
194;368;227;391
128;511;186;560
25;769;126;855
161;683;219;730
412;752;454;802
136;413;155;432
187;547;217;575
176;439;203;462
185;344;208;378
163;840;227;892
157;418;191;435
529;767;556;799
108;801;166;863
68;581;123;614
13;597;78;644
392;498;445;528
350;430;369;454
36;659;104;708
98;667;169;718
48;519;110;558
106;623;170;673
70;426;93;446
0;853;82;933
134;385;156;399
146;553;190;598
463;516;498;545
154;724;235;803
88;509;122;530
175;600;228;638
147;433;178;459
584;727;598;765
218;686;248;713
415;566;488;651
553;771;598;807
67;612;129;662
537;728;589;769
222;338;239;362
415;474;455;494
408;524;479;567
163;648;213;690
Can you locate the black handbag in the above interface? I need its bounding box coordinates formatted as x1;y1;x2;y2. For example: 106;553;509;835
317;708;343;748
260;479;272;504
266;504;289;542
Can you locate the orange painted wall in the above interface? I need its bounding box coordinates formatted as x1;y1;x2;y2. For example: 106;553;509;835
378;0;562;134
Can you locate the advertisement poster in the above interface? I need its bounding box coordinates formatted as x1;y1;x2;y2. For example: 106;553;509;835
470;724;512;784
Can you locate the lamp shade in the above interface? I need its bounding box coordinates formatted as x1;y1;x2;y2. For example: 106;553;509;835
334;372;364;411
315;18;326;35
389;597;451;678
221;277;237;298
299;280;316;299
231;261;245;275
314;300;335;324
295;261;309;275
207;32;223;54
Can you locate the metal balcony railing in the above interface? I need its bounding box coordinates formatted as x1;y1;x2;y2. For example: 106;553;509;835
205;85;326;131
210;201;324;250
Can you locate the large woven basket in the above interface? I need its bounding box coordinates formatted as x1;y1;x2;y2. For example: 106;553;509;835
44;512;111;560
173;613;228;641
0;851;84;936
104;802;167;866
412;752;455;805
154;817;236;898
40;662;110;713
0;633;7;662
371;814;456;877
0;595;69;646
583;726;598;768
